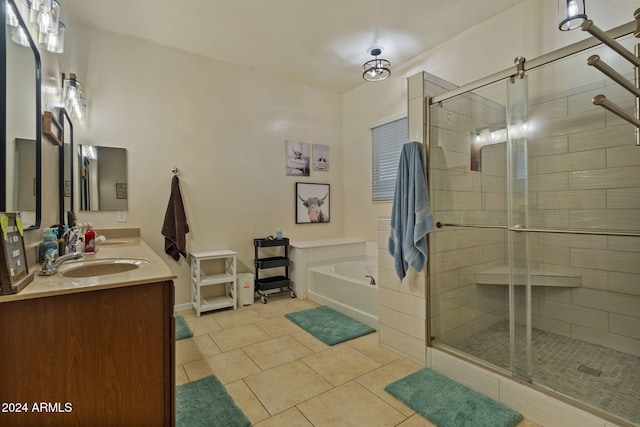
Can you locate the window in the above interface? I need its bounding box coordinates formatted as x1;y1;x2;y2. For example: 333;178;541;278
371;117;408;202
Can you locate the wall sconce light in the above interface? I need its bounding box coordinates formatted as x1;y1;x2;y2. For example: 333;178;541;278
558;0;587;31
63;73;88;120
362;47;391;82
6;0;65;53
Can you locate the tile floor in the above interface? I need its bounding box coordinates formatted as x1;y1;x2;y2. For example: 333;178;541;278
176;297;538;426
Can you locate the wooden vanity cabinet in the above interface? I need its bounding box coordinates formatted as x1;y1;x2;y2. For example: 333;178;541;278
0;281;175;427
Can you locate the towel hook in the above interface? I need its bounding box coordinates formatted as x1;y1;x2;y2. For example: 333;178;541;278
172;166;179;176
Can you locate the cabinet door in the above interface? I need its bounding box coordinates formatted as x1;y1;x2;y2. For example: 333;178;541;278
0;281;175;426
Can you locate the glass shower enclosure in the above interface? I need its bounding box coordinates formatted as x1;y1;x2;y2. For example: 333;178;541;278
428;31;640;425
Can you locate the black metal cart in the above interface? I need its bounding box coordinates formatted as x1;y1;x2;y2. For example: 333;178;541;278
253;237;295;304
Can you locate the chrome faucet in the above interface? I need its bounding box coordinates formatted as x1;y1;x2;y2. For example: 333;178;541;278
365;275;376;285
39;251;84;276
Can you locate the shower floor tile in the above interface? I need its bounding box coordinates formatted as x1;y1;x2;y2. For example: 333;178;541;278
456;320;640;424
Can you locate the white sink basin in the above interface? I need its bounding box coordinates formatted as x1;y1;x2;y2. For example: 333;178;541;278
61;258;149;278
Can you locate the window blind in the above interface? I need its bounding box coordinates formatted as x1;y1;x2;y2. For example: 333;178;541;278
371;117;408;202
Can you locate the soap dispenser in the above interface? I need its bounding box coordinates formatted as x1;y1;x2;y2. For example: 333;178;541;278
38;228;59;264
85;228;96;253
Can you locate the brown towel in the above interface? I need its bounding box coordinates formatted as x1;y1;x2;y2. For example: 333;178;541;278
162;176;189;261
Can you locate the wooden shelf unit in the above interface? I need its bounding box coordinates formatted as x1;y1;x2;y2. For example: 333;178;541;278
190;249;237;315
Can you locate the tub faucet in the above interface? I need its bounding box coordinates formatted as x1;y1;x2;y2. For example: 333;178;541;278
365;275;376;285
39;251;84;276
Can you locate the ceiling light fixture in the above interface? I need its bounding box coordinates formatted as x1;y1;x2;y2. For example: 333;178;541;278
362;47;391;82
558;0;587;31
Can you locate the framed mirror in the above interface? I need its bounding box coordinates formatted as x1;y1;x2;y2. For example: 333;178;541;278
59;109;73;224
2;0;42;230
78;145;128;211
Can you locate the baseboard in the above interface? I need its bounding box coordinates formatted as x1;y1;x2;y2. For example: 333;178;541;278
174;302;191;313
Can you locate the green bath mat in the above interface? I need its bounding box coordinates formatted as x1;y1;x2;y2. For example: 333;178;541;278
176;375;251;427
385;368;522;427
175;315;194;341
285;305;375;346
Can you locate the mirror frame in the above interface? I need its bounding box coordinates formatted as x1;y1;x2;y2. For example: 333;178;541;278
59;108;73;225
1;0;42;230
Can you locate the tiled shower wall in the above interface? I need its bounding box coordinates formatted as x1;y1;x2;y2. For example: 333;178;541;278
525;78;640;356
429;75;640;357
376;72;459;364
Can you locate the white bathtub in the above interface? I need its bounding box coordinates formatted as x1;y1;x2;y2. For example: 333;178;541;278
307;256;378;329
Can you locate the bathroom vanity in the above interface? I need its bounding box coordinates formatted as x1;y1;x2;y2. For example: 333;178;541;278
0;236;176;426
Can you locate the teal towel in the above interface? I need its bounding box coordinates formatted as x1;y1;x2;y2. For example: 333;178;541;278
388;141;434;280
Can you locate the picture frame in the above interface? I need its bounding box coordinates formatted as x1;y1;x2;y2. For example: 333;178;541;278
296;182;330;224
312;143;330;171
285;140;310;176
115;183;128;199
0;212;34;295
42;111;63;146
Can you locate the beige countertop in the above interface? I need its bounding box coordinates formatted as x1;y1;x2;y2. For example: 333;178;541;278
0;237;176;303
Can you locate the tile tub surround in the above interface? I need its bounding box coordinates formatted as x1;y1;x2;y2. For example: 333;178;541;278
377;217;428;365
175;299;540;427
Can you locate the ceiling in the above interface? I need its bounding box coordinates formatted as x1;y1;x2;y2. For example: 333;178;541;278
66;0;526;94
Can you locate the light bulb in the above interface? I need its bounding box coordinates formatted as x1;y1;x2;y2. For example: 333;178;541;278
46;34;57;51
567;0;579;17
38;10;52;32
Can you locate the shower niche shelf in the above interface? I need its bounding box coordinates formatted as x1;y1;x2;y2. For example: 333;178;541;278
475;265;581;288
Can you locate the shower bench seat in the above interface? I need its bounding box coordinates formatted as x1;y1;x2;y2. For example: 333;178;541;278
475;265;581;288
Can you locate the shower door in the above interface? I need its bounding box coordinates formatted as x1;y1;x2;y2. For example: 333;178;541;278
428;74;532;381
429;31;640;425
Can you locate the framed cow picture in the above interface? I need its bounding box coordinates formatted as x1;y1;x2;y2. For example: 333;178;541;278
296;183;330;224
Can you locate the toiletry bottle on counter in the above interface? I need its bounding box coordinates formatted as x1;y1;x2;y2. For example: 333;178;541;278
76;238;85;254
38;228;59;264
85;229;96;253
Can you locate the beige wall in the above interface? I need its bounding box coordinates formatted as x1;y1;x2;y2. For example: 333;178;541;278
69;24;344;304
